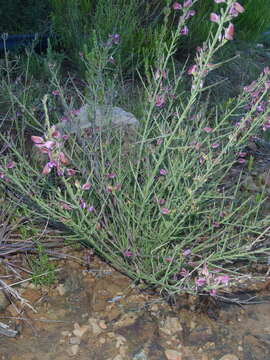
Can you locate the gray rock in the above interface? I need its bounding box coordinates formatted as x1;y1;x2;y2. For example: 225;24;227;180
58;104;139;134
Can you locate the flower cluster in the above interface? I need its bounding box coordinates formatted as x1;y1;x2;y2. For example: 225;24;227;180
187;1;245;93
31;126;73;176
155;85;177;108
172;0;196;36
195;264;230;296
231;68;270;134
210;1;245;41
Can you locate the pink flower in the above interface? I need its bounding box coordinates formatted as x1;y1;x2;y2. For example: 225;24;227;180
210;289;217;296
165;257;174;262
225;23;234;41
155;95;166;107
203;127;213;133
180;26;189;35
59;152;69;165
66;168;76;176
159;168;167;176
210;12;220;23
52;130;61;139
52;90;60;96
154;197;166;205
123;250;133;257
237;158;246;164
42;161;56;175
161;207;170;215
214;0;225;3
107;172;117;179
6;161;16;169
172;2;182;10
183;0;192;7
62;203;72;210
156;138;163;145
238;152;247;157
180;268;190;277
187;64;197;75
39;140;55;150
82;183;91;190
215;275;230;285
87;205;95;212
211;143;220;149
196;277;206;286
213;221;221;228
187;10;196;17
31;136;44;144
232;2;245;14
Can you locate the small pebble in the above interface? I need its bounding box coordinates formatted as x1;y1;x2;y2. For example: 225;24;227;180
69;345;79;356
219;355;239;360
99;337;106;344
99;320;107;329
69;337;81;345
165;349;182;360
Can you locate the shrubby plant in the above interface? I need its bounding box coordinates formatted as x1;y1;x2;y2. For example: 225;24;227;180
1;0;270;298
184;0;270;50
50;0;159;73
0;0;50;34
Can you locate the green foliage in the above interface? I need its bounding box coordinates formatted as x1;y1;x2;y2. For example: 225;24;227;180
2;0;270;297
49;0;169;74
186;0;270;50
0;0;51;34
29;244;56;286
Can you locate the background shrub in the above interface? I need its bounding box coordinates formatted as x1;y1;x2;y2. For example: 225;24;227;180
0;0;51;34
184;0;270;51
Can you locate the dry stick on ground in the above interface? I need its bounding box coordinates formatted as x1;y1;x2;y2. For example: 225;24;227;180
0;278;36;313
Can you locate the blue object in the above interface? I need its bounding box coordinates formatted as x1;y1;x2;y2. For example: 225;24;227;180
259;30;270;46
0;33;50;52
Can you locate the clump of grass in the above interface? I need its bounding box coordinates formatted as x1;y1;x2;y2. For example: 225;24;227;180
29;244;56;286
1;0;270;299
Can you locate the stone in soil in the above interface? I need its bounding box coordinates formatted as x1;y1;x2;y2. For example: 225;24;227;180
165;349;183;360
159;316;183;336
218;355;239;360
